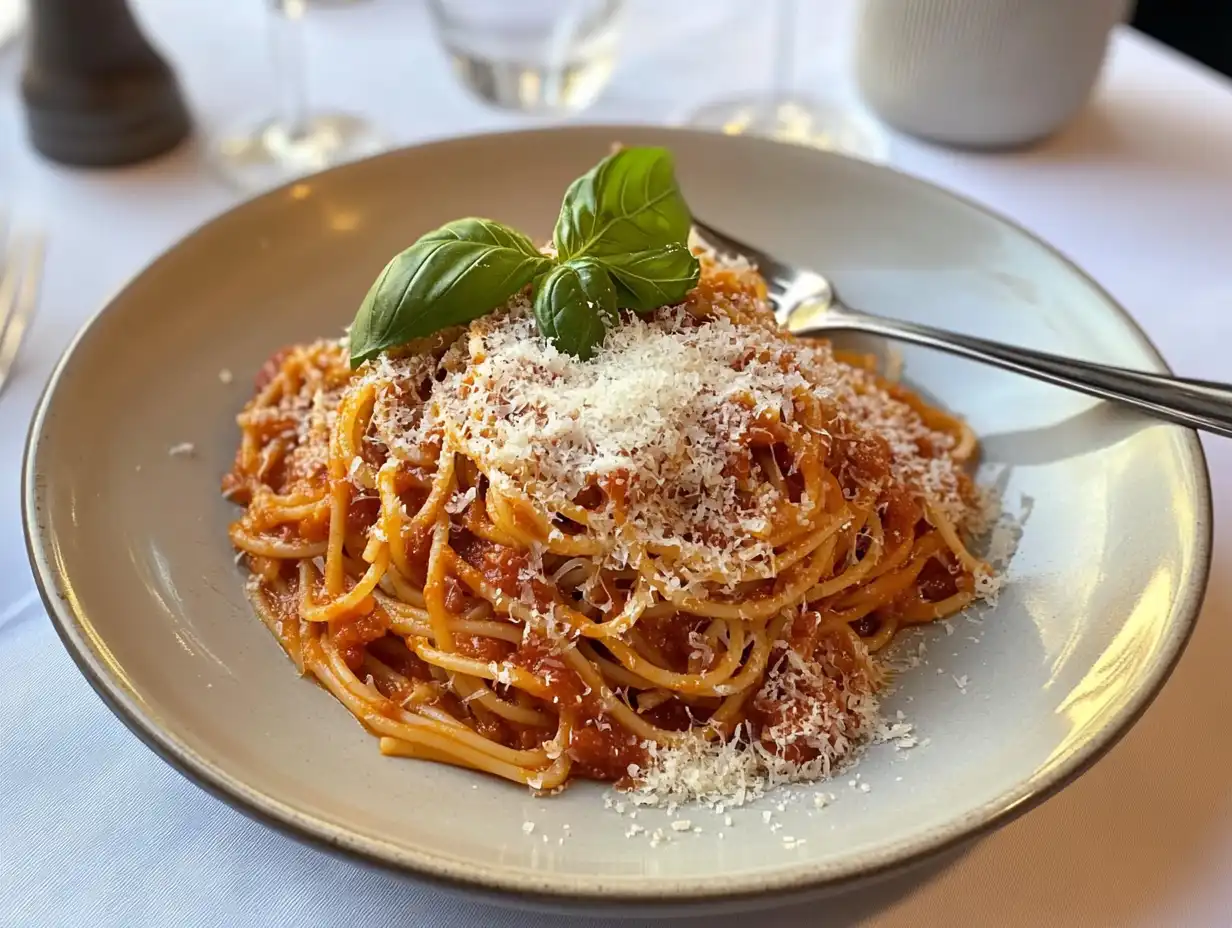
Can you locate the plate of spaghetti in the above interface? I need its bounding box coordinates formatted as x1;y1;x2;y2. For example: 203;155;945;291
25;128;1210;913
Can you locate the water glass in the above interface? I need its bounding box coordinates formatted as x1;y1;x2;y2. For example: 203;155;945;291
426;0;624;115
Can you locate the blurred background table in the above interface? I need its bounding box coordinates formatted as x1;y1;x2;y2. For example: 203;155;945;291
3;1;1232;925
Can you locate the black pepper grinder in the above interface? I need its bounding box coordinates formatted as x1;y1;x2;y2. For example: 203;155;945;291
20;0;192;167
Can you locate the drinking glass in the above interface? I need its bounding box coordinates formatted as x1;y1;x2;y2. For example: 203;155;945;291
212;0;387;191
689;0;887;161
426;0;624;115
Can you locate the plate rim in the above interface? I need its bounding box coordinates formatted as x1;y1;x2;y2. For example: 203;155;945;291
22;125;1214;909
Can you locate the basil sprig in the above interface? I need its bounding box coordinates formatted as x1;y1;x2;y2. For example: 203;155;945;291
348;146;700;367
533;258;618;362
349;218;552;366
553;146;693;260
601;242;701;312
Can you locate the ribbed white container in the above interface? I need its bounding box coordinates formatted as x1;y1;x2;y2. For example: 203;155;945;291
853;0;1132;148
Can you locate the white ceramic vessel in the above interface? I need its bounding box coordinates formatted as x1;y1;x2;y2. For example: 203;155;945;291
854;0;1133;148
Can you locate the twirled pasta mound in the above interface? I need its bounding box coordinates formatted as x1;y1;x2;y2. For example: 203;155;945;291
225;253;989;793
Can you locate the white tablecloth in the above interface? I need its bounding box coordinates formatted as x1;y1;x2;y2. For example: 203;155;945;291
4;2;1232;925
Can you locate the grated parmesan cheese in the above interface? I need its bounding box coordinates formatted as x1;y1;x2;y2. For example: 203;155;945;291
362;261;974;600
445;486;477;515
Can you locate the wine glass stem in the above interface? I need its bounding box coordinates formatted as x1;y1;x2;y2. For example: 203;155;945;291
270;0;310;139
770;0;796;102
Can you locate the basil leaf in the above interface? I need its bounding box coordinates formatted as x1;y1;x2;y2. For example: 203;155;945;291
349;218;552;366
602;243;701;313
554;147;693;260
533;258;618;361
426;217;544;255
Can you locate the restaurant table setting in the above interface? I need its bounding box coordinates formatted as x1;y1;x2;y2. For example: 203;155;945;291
3;1;1232;925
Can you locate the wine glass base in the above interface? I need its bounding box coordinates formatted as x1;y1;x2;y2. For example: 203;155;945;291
213;113;387;191
688;95;889;162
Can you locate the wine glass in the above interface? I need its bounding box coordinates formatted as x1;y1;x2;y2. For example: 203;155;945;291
426;0;625;115
689;0;888;161
212;0;387;191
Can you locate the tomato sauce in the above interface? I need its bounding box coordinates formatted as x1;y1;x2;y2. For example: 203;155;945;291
837;431;892;490
454;634;513;664
368;636;434;683
850;615;879;637
332;607;391;671
745;627;870;765
916;558;960;602
220;467;248;502
880;485;923;549
253;347;292;392
641;699;707;733
451;529;528;598
632;612;709;673
442;576;471;613
567;721;646;781
507;634;650;781
346;495;381;535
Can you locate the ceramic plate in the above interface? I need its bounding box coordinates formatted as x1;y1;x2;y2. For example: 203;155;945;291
23;127;1211;914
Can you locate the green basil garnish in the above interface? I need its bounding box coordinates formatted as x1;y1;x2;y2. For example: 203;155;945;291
349;218;552;366
602;242;701;313
533;258;618;360
348;147;701;367
553;146;694;259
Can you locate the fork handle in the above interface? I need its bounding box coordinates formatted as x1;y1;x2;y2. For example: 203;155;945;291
796;310;1232;439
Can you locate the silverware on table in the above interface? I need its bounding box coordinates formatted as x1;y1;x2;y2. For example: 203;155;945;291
0;228;45;396
693;216;1232;439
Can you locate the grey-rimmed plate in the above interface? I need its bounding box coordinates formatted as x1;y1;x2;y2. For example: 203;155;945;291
23;127;1211;915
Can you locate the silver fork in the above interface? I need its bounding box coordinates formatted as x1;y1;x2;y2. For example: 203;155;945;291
0;227;45;397
693;217;1232;439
